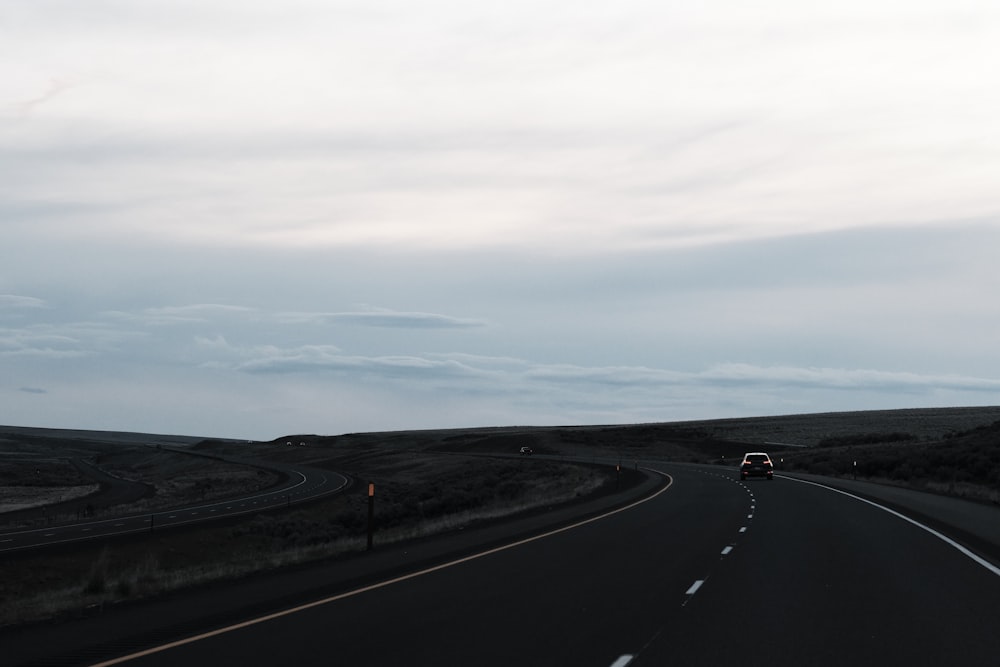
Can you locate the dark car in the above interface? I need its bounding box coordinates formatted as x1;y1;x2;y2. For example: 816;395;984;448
740;452;774;480
519;446;533;455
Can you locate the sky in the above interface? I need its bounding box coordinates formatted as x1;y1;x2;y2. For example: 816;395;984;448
3;0;999;440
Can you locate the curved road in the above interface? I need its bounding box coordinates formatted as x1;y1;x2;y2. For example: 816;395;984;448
0;456;349;553
4;463;999;666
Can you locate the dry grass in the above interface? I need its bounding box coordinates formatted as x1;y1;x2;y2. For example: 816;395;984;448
0;455;97;514
0;443;282;526
923;480;1000;505
682;406;1000;447
0;485;100;513
0;453;611;628
94;447;283;513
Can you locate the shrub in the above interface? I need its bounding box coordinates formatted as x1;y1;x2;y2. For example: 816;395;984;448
818;432;915;448
83;548;111;595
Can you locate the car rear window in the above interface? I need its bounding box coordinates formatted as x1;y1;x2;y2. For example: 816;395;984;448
746;455;769;462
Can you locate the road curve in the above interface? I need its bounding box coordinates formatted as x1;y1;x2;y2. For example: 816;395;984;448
4;463;999;666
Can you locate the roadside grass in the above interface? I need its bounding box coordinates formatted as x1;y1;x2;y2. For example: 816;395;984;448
780;420;1000;504
0;456;610;628
93;447;284;513
0;457;97;515
0;448;283;529
688;406;1000;447
0;457;92;487
0;484;101;514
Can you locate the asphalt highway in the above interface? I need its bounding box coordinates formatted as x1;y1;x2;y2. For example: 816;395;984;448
6;463;999;666
0;457;349;553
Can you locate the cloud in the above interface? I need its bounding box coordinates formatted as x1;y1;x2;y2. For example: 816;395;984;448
0;295;47;310
19;386;47;395
519;361;1000;396
222;340;1000;400
698;364;1000;393
2;2;998;438
6;0;997;254
524;364;686;387
272;307;486;329
10;78;76;118
234;345;482;381
0;316;151;361
0;327;91;359
115;304;257;326
105;304;480;330
324;309;486;329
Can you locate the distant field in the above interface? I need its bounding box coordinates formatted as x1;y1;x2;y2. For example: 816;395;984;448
0;441;280;527
682;406;1000;447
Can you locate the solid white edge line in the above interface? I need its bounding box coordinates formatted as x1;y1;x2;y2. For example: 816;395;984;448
88;470;675;666
781;475;1000;578
610;655;634;667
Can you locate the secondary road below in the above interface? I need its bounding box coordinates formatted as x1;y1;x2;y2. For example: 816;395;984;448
0;454;349;553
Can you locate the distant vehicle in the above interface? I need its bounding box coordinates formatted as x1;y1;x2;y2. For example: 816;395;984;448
519;446;533;455
740;452;774;480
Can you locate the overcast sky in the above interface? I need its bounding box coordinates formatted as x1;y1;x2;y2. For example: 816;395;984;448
3;0;999;440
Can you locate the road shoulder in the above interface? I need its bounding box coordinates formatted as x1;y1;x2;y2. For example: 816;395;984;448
779;471;1000;569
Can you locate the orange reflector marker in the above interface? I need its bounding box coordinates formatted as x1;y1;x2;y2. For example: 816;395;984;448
368;483;375;497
